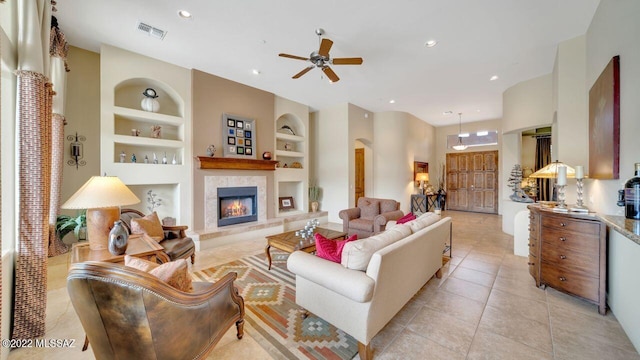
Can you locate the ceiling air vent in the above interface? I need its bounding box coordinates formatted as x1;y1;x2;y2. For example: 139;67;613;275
136;21;167;40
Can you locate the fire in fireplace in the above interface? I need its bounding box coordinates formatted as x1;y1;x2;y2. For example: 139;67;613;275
218;186;258;226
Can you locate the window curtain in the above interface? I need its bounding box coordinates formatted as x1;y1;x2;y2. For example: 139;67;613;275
12;0;56;340
535;137;552;201
48;15;70;257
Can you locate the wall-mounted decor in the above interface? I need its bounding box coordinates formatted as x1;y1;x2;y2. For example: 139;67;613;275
67;132;86;169
589;55;620;179
413;161;428;187
222;113;256;159
279;196;295;210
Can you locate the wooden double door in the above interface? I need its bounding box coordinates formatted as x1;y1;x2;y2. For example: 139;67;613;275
446;151;498;214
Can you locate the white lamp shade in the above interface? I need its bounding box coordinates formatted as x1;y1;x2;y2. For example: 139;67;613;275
62;176;140;209
529;161;576;179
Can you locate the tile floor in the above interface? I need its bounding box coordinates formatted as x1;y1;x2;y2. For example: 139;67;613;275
8;211;640;359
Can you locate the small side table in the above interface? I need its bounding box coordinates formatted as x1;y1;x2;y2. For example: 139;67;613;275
71;234;170;264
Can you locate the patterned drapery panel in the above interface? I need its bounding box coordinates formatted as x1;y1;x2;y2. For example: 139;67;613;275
12;71;53;339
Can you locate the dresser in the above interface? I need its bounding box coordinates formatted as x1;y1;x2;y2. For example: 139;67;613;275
527;205;607;315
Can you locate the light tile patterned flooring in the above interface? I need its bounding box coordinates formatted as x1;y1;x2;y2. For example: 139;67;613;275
9;211;640;359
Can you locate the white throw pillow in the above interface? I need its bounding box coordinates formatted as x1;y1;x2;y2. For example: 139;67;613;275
341;228;406;271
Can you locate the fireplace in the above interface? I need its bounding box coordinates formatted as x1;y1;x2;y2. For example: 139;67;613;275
217;186;258;226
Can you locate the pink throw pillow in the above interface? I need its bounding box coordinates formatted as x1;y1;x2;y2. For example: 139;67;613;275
315;233;358;263
396;213;416;224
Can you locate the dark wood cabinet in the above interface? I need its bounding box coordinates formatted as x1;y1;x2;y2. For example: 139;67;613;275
527;205;607;315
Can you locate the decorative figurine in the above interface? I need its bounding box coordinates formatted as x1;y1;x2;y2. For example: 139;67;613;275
162;152;168;164
151;125;162;138
131;153;137;163
153;153;158;164
172;154;177;165
119;151;126;163
144;155;149;164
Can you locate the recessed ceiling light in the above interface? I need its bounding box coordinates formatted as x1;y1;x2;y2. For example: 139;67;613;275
443;111;453;115
425;40;438;48
490;75;499;81
252;69;260;75
389;99;396;104
178;10;192;19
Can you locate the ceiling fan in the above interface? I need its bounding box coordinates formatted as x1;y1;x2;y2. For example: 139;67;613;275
278;29;363;83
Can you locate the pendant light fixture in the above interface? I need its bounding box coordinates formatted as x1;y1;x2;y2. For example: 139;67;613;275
452;112;468;151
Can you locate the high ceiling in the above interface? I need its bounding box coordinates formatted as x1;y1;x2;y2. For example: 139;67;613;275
55;0;600;126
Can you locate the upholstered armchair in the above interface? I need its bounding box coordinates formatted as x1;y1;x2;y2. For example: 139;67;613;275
67;261;244;360
120;208;196;264
339;197;404;238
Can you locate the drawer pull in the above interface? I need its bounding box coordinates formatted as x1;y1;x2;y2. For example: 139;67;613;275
559;276;567;281
527;262;534;266
559;255;567;260
559;237;566;242
528;243;533;247
560;222;566;227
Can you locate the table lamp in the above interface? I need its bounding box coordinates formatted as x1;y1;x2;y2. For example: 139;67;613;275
415;172;429;195
528;161;575;179
62;175;140;250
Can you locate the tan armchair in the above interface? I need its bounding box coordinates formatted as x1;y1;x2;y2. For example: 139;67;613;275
67;261;244;360
338;197;404;238
120;208;196;264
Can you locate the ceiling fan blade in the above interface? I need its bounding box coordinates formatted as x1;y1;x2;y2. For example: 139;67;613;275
322;66;340;82
318;38;333;58
292;66;315;79
332;57;363;65
279;53;309;61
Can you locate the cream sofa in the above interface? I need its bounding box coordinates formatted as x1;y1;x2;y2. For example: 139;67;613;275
287;213;451;359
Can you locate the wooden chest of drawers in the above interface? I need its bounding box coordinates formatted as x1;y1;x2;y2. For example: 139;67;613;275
527;205;607;315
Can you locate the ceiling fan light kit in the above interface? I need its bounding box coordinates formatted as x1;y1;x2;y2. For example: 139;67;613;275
279;29;363;83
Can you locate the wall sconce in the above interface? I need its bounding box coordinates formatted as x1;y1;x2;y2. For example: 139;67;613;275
67;132;86;169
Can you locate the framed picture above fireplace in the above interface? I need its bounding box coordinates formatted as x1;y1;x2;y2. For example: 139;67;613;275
222;113;256;159
279;196;295;210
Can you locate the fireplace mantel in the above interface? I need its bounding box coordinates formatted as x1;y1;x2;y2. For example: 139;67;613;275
197;156;279;171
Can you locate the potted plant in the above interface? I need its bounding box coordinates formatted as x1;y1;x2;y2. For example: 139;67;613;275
55;211;87;241
309;183;320;212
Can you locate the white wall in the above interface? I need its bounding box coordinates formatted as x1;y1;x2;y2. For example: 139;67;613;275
373;112;436;214
348;104;374;207
585;0;640;351
1;2;17;358
502;74;554;134
608;230;640;352
586;0;640;216
554;36;588;187
312;104;350;223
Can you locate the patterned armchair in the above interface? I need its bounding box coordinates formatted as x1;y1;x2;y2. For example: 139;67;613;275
338;197;404;238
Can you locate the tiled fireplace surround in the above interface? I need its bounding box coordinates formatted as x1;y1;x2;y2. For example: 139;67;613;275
204;176;267;229
192;175;328;251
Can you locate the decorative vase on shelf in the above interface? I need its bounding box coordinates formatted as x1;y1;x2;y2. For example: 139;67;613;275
108;220;128;255
206;145;216;157
141;88;160;112
262;151;272;160
311;201;319;212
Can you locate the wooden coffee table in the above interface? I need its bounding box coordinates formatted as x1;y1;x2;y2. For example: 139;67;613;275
265;227;347;270
71;233;170;264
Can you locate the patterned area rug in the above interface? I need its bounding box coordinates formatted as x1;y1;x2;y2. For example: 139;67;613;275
192;251;358;360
